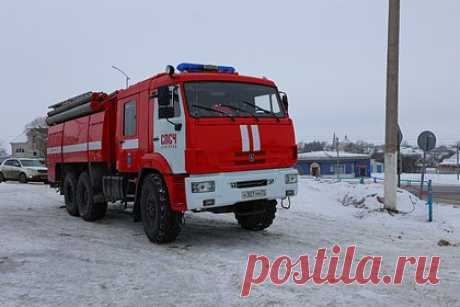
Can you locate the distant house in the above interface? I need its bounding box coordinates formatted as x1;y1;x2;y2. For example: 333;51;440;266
438;155;459;174
10;128;48;158
297;151;371;177
371;160;384;173
371;146;423;173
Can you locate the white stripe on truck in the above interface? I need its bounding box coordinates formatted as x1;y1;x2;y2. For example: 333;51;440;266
240;125;250;152
251;125;261;152
121;139;139;150
240;125;261;152
47;141;103;155
47;147;62;155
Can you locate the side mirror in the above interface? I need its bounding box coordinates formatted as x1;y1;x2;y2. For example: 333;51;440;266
280;91;289;112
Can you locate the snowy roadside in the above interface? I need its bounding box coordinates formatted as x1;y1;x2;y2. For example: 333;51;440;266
0;180;459;306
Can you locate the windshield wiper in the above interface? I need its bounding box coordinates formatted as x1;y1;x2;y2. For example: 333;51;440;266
219;104;259;121
191;104;235;121
240;100;280;121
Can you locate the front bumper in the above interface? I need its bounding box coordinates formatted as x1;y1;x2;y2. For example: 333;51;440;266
28;173;48;182
185;168;298;211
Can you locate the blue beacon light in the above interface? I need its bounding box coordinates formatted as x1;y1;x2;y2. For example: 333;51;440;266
176;63;236;74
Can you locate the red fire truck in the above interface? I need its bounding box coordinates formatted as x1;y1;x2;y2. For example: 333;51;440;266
47;63;298;243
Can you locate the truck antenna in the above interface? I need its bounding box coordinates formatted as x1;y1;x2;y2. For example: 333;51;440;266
111;65;131;89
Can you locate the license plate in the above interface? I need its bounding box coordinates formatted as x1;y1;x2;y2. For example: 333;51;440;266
242;189;266;200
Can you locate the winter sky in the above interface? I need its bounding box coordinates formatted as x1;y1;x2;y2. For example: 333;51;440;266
0;0;459;150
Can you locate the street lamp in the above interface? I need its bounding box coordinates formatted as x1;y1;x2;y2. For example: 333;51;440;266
112;65;131;89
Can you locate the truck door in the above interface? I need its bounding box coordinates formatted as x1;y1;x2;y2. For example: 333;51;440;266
152;85;186;174
116;95;139;173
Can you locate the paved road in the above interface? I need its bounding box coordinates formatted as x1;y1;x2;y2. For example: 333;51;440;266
402;184;460;205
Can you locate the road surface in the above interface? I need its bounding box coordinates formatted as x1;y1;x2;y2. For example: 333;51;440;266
402;184;460;205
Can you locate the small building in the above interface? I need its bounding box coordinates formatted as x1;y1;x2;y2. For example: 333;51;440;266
297;151;371;177
371;146;424;173
371;159;384;173
10;128;48;159
438;155;459;174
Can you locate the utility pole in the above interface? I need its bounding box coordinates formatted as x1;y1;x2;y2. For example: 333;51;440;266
384;0;400;211
333;133;340;179
457;143;459;181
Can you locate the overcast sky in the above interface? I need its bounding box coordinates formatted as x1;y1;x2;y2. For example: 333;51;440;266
0;0;459;151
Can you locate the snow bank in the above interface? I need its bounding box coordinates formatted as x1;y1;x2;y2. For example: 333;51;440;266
295;178;460;234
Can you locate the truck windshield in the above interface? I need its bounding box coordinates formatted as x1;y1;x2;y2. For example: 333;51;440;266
184;82;285;118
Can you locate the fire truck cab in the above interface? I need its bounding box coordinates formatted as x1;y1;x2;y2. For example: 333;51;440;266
47;63;298;243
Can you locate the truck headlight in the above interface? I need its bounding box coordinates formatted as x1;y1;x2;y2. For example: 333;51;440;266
285;174;298;184
192;181;215;193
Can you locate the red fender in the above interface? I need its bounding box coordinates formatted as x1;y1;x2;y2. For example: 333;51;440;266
139;153;187;212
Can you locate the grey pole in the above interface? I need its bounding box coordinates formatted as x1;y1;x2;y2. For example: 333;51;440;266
384;0;400;211
112;65;131;89
457;143;459;181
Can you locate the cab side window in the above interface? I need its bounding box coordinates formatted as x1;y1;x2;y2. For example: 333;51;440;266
123;101;137;137
157;86;181;119
254;93;281;114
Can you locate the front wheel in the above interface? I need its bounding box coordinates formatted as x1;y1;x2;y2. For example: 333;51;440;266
140;173;182;244
0;172;4;183
19;173;27;184
235;200;277;231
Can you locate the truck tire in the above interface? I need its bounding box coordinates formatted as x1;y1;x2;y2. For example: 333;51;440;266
140;173;182;244
19;173;28;184
235;200;277;231
63;173;79;217
76;172;107;221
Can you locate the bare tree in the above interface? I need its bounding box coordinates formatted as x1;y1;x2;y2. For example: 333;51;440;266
24;116;48;130
0;139;7;157
298;141;326;153
24;116;48;159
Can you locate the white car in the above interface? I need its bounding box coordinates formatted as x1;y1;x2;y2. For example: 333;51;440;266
0;158;48;183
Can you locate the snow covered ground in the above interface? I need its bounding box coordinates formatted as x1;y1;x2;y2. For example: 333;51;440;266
1;180;460;306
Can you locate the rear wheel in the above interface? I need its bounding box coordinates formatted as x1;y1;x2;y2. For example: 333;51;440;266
0;172;4;183
235;200;277;231
76;172;107;221
19;173;27;184
63;172;79;216
140;173;182;244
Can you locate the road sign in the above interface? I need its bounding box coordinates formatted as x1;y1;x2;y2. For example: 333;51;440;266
417;131;436;152
417;130;436;197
